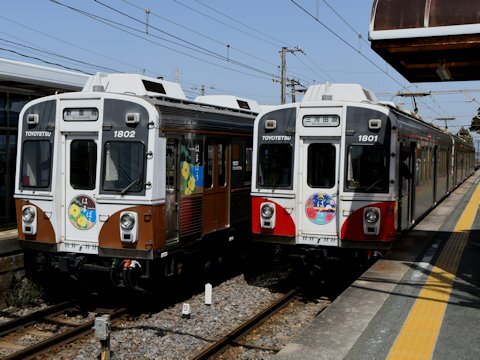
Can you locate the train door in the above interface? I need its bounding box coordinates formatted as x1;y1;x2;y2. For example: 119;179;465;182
203;139;229;234
398;144;414;230
165;139;179;245
433;145;438;203
63;134;99;253
298;140;339;246
399;143;415;230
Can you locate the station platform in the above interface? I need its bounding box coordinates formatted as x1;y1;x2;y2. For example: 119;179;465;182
278;171;480;360
0;229;19;255
0;229;22;309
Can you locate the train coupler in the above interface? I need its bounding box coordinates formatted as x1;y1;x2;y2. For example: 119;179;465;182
57;254;86;272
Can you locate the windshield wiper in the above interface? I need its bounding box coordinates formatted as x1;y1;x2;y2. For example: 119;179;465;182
120;178;139;196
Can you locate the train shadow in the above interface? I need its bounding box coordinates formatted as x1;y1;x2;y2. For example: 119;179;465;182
351;228;480;311
242;242;378;302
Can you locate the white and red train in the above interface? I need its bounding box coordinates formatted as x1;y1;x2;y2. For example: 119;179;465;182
251;84;475;257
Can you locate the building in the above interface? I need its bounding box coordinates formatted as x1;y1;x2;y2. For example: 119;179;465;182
0;58;89;228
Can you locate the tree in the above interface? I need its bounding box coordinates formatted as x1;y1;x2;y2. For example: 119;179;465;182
457;127;473;144
470;107;480;133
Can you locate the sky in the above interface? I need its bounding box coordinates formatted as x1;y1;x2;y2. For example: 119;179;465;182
1;0;479;150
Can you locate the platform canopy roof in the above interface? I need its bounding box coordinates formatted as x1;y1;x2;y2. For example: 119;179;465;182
369;0;480;82
0;58;89;94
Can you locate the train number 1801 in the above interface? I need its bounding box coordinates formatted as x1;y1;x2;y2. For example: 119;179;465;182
358;135;378;142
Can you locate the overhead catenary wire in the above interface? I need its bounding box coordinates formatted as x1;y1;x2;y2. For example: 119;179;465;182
0;13;147;75
50;0;277;82
0;46;90;74
94;0;319;86
119;0;316;84
173;0;329;84
1;0;475;126
193;0;286;48
0;35;120;73
121;0;279;68
290;0;459;123
290;0;407;89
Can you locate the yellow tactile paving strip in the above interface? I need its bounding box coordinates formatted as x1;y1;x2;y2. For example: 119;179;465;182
387;183;480;360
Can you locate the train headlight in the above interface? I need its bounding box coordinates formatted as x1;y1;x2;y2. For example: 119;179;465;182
261;203;274;219
363;207;381;236
365;208;380;224
119;212;139;244
120;213;135;230
260;202;275;229
21;205;37;235
22;206;36;222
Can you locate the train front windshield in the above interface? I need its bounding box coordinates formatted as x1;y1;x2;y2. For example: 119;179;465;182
20;140;52;189
257;144;292;188
346;144;389;193
102;141;145;193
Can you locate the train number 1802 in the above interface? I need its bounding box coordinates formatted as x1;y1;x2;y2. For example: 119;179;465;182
114;130;136;138
358;135;378;142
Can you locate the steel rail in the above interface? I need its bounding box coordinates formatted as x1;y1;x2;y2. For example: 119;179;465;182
0;301;72;337
192;289;297;360
2;307;127;360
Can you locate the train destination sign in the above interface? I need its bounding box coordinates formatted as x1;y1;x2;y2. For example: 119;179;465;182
63;108;99;121
303;115;339;127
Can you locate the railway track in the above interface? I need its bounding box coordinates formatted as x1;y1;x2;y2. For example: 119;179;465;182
1;265;342;359
0;302;126;359
193;289;299;359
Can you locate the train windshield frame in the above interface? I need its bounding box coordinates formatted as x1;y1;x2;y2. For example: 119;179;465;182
346;144;389;193
257;143;292;188
102;141;145;194
20;140;52;189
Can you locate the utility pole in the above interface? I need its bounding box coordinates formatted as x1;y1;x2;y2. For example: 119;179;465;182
174;67;181;83
289;78;306;103
290;78;296;103
280;47;303;104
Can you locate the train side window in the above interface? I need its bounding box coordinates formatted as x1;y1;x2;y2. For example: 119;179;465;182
70;140;97;190
20;140;52;188
307;143;336;188
205;144;214;189
179;139;203;195
204;142;226;188
166;143;175;193
218;143;226;187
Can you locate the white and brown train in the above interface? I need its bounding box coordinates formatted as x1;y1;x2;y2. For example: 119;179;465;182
15;73;258;289
251;83;475;260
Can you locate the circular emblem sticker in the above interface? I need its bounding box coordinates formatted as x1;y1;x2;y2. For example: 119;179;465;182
68;195;97;230
305;193;336;225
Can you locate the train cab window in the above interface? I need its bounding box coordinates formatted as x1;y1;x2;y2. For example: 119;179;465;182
258;144;292;188
20;140;52;188
70;140;97;190
102;141;144;193
308;144;336;188
346;145;388;193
